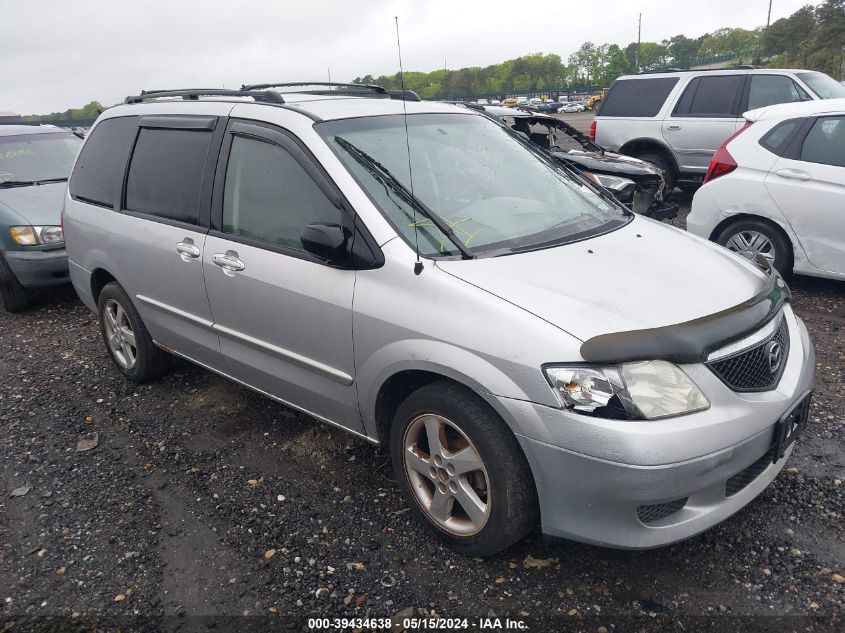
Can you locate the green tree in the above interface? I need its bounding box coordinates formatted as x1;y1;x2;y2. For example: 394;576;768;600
663;34;702;68
699;27;759;59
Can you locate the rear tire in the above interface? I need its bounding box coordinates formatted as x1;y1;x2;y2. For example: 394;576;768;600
0;255;30;313
714;218;794;276
97;282;171;382
635;151;677;190
390;380;538;556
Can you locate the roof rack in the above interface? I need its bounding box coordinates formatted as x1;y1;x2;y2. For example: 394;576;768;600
638;66;757;75
124;88;285;104
241;82;421;102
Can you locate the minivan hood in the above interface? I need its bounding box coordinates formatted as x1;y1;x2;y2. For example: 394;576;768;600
437;218;769;344
0;182;66;225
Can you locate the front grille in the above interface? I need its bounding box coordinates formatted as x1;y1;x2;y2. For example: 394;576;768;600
637;497;688;524
725;448;775;497
707;317;790;392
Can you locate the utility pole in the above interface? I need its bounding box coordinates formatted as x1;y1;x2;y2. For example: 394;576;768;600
766;0;773;27
840;44;844;81
327;68;332;88
635;13;642;72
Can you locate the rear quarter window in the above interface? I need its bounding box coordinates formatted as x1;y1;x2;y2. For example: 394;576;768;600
759;118;805;156
69;116;137;208
598;77;679;117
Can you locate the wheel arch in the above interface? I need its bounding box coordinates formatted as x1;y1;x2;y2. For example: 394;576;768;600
709;212;794;248
618;138;680;174
90;267;118;305
710;212;799;272
372;366;534;446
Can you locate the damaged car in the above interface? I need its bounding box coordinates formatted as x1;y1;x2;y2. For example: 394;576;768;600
471;104;678;220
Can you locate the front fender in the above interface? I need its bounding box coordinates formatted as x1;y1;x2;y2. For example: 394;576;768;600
356;338;556;439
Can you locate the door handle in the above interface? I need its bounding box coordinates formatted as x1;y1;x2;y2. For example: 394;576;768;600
176;239;200;260
212;250;246;273
775;168;811;181
667;123;682;130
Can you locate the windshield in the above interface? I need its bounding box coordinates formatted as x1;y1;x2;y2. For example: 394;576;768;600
318;113;628;257
796;72;845;99
0;132;82;186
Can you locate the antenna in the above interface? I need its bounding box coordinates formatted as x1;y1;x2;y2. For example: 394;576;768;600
395;16;423;275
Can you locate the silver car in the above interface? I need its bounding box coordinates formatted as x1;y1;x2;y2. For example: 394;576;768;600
63;85;814;555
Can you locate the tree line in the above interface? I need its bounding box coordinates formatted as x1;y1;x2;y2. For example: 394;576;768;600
22;101;105;123
353;0;844;99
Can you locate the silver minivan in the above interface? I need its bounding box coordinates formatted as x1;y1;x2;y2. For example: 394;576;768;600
64;85;814;555
593;69;845;188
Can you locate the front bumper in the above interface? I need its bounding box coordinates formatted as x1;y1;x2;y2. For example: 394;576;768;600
3;248;69;288
492;310;815;549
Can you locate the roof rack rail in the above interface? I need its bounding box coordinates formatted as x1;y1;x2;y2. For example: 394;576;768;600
638;66;757;75
124;88;285;105
241;82;421;102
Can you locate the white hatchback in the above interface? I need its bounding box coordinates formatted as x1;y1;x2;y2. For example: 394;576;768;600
688;98;845;280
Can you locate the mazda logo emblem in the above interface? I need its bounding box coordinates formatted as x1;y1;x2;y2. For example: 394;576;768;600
766;341;783;373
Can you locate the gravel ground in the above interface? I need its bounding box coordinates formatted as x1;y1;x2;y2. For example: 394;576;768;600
1;128;843;632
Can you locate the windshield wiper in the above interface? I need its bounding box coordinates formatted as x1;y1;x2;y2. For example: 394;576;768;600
334;136;475;260
0;177;68;188
0;180;38;188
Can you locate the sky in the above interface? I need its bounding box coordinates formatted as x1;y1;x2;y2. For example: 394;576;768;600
1;0;820;115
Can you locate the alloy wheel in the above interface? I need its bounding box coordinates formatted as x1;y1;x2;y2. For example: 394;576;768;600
402;413;491;536
103;299;137;369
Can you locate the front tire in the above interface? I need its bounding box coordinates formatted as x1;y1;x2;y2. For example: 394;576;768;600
0;255;30;313
714;218;793;276
97;282;171;382
390;380;538;556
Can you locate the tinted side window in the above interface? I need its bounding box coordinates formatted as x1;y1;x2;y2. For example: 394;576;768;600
125;128;212;224
222;135;345;252
747;75;806;110
69;117;137;208
800;117;845;168
598;78;679;117
674;75;745;117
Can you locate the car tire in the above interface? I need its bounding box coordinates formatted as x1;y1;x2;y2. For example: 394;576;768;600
0;255;30;313
714;218;794;276
636;152;677;190
390;380;538;556
97;282;171;382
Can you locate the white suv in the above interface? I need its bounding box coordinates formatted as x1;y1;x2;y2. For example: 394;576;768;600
688;98;845;280
593;69;845;188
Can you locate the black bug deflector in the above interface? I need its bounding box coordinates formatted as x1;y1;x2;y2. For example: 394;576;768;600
580;270;791;364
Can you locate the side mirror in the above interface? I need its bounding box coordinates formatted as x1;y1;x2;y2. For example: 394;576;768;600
301;223;349;265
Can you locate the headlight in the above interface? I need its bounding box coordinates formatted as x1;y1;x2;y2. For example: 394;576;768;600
582;172;636;195
543;361;710;420
38;226;64;244
10;225;64;246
